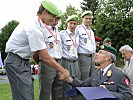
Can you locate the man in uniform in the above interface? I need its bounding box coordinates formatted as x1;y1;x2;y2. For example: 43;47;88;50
119;45;133;94
4;1;69;100
60;15;81;100
75;11;96;80
63;45;133;100
38;15;63;100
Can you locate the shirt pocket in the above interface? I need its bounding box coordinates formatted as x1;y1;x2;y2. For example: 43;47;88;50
45;35;55;42
64;40;73;51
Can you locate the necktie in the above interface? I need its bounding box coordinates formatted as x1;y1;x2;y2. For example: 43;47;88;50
100;70;104;79
128;61;130;66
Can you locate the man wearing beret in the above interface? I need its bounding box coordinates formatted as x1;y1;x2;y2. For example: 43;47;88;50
4;1;69;100
60;15;81;100
103;38;112;46
38;15;63;100
63;45;133;100
75;11;96;81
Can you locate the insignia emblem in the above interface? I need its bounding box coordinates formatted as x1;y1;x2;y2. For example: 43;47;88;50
49;42;54;48
84;38;87;43
100;45;104;49
124;79;130;86
67;45;70;51
107;70;112;77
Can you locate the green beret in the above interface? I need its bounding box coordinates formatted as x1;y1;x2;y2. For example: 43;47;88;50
103;38;111;43
81;11;93;17
41;0;60;16
57;11;63;19
101;45;117;55
67;15;79;22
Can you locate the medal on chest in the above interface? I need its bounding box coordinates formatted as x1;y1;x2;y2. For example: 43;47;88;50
84;38;87;43
49;42;54;48
67;45;70;51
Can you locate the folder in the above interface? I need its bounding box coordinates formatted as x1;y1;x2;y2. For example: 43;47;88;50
65;87;118;100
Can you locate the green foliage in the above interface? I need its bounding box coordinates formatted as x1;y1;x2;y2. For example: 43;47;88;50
0;20;19;61
94;0;133;52
58;5;82;31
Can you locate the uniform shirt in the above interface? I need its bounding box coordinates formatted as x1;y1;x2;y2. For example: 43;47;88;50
5;16;47;59
75;23;96;54
60;28;79;59
44;25;62;59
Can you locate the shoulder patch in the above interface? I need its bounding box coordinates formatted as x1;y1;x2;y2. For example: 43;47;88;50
124;79;130;86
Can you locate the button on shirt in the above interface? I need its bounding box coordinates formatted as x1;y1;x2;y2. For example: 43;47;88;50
5;16;47;59
44;25;62;59
60;29;79;59
75;23;96;54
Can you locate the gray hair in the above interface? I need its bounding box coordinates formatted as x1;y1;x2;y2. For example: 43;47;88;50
106;52;116;63
119;45;133;53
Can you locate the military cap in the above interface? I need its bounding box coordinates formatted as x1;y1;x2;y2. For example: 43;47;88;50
41;0;60;16
95;36;102;42
103;38;111;43
67;15;79;22
81;11;93;17
101;45;117;55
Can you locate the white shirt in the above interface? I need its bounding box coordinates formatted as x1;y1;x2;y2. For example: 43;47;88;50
5;16;47;59
75;23;96;54
60;28;79;59
44;25;62;59
102;64;112;76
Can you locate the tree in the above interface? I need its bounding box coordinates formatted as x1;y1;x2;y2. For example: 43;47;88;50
58;4;82;31
81;0;99;14
0;20;19;61
94;0;133;62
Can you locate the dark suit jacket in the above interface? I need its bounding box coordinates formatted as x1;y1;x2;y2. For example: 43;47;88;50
70;64;133;100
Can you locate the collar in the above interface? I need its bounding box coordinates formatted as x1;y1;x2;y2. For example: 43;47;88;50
102;64;112;76
66;28;74;35
82;23;90;29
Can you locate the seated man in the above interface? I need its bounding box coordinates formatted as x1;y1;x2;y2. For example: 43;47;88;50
63;45;133;100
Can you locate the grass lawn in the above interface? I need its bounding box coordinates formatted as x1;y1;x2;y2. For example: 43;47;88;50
0;80;39;100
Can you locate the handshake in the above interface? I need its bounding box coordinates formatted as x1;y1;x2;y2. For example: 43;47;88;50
59;69;73;83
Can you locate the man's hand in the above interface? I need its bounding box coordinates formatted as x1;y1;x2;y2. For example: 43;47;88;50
59;69;70;80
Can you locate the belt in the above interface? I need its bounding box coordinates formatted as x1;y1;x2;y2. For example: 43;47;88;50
54;58;62;62
62;57;78;62
78;53;92;57
8;52;29;62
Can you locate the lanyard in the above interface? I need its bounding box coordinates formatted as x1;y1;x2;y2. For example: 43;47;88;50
38;17;58;44
45;24;58;44
66;31;77;47
82;25;91;39
38;17;42;28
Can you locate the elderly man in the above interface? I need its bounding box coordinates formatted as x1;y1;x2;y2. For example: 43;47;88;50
64;45;133;100
60;15;81;100
119;45;133;94
75;11;96;80
4;1;69;100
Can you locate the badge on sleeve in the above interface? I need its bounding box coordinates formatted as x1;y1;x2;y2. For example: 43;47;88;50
49;42;54;48
124;79;130;86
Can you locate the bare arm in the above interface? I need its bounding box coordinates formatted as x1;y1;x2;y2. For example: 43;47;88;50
33;51;39;64
38;48;69;78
